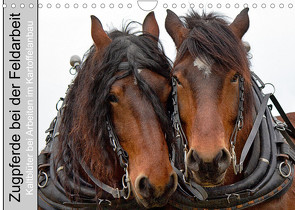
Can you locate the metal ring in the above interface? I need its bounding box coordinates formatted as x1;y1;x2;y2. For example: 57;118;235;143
38;171;48;188
69;67;77;75
98;199;111;206
122;174;127;188
279;161;291;178
264;83;276;95
122;174;129;189
123;183;131;200
56;97;64;111
122;166;131;200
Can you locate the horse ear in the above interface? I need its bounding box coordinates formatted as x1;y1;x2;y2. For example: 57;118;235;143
142;11;159;41
91;15;111;51
229;8;250;39
165;9;188;49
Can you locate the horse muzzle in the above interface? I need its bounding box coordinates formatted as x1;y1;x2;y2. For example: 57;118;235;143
186;148;231;186
133;172;178;208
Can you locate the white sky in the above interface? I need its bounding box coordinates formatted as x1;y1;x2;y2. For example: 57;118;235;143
39;0;295;152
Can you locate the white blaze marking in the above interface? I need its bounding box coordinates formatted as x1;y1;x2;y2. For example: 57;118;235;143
193;57;211;77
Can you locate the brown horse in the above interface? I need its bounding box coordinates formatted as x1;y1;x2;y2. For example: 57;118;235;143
165;8;295;209
38;12;177;209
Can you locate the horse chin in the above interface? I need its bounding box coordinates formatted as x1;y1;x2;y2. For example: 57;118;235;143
131;184;169;208
190;170;225;187
133;192;169;208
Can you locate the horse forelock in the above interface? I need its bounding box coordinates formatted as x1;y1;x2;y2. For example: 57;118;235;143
176;11;250;78
175;10;254;125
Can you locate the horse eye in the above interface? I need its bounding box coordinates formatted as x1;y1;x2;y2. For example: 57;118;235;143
231;74;239;83
109;94;118;103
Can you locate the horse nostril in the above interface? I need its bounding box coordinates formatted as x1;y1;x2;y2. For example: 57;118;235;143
214;149;231;173
188;149;201;164
136;176;153;198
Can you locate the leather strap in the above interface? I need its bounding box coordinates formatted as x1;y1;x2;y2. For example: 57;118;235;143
80;161;127;199
270;94;295;139
238;93;271;171
172;165;208;201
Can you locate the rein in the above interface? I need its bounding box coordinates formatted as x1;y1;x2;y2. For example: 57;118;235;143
169;72;295;209
38;62;144;209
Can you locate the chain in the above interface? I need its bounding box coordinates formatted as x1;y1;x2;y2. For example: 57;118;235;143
106;119;131;199
122;164;131;199
230;75;245;175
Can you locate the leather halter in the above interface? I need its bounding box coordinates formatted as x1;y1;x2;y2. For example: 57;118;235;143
38;62;143;209
169;72;295;209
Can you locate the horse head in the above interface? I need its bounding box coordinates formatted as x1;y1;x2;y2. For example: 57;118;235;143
165;8;254;186
56;12;177;208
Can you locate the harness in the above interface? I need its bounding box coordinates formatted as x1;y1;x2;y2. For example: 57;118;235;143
38;62;145;209
169;72;295;209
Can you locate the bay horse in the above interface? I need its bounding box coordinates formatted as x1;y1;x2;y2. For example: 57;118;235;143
38;12;177;209
165;8;295;209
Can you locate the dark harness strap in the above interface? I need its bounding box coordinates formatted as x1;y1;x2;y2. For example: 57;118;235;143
270;94;295;139
238;93;271;172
